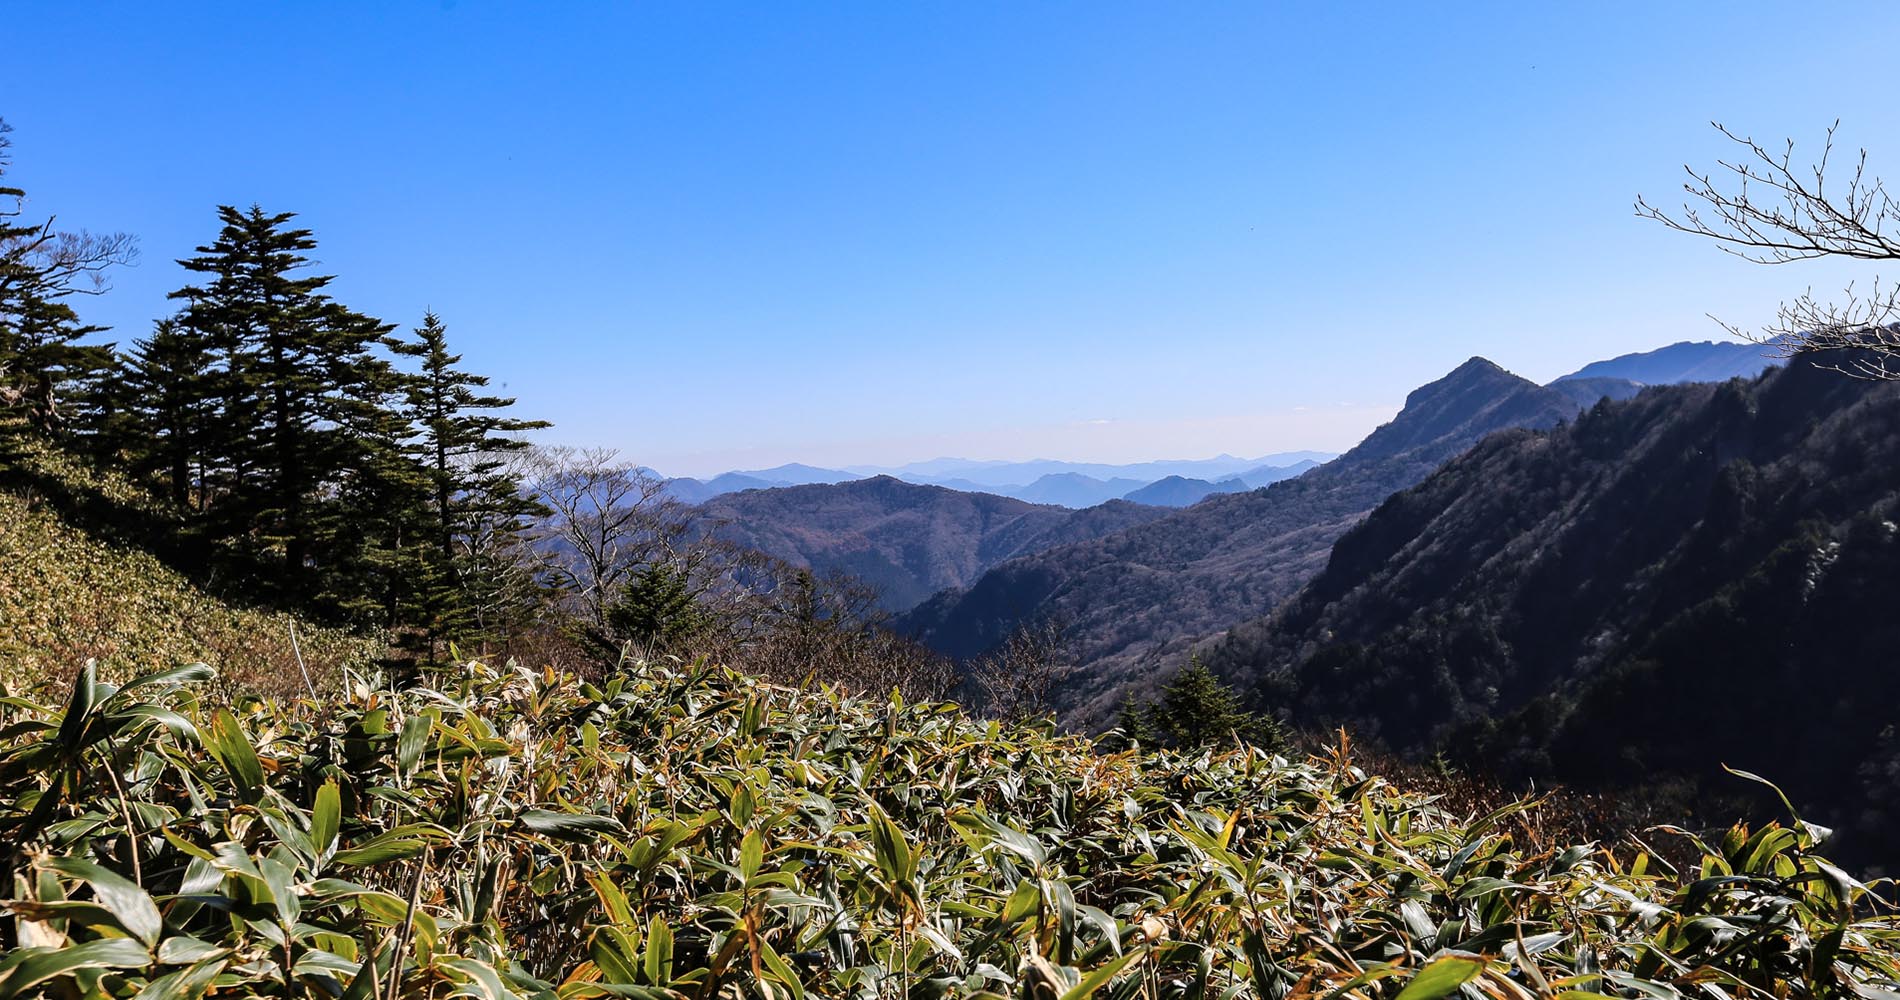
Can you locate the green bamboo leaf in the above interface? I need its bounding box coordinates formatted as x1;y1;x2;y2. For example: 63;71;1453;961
52;659;98;755
311;778;342;861
131;956;226;1000
1393;955;1488;1000
1060;950;1141;1000
758;939;808;1000
0;938;151;999
396;711;432;774
740;829;764;882
332;837;425;866
643;917;673;986
519;808;624;840
45;856;163;947
205;709;263;798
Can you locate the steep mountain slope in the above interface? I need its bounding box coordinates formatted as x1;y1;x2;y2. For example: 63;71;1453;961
1202;353;1900;861
695;476;1169;611
901;358;1590;721
1122;475;1247;507
1556;339;1779;385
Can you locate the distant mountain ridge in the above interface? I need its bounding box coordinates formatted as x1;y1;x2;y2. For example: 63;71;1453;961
693;476;1171;611
664;453;1338;507
899;357;1595;722
1554;339;1779;385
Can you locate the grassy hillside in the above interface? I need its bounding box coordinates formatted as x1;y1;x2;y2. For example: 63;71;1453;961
0;433;378;694
2;656;1895;998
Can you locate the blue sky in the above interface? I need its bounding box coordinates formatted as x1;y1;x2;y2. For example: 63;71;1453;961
8;3;1898;477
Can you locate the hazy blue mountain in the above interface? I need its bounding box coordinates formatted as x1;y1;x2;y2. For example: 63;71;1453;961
1237;459;1321;489
663;472;782;503
1120;475;1248;507
729;463;858;486
1554;339;1779;385
1014;473;1149;508
850;453;1336;488
897;476;1016;495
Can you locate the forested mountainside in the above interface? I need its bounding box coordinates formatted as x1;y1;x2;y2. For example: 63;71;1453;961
1201;351;1900;864
694;475;1170;610
901;357;1591;722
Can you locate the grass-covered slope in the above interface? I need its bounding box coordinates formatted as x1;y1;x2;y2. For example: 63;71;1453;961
2;658;1895;999
0;433;377;694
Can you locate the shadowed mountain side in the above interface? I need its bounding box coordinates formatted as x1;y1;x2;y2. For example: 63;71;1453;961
1197;352;1900;862
900;357;1591;723
1545;376;1644;408
694;476;1170;611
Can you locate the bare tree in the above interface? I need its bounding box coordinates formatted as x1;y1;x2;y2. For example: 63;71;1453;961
1637;121;1900;379
522;446;684;644
0;118;138;302
969;617;1073;723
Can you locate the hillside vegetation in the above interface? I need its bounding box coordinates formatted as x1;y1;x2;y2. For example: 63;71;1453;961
4;656;1897;999
0;433;375;694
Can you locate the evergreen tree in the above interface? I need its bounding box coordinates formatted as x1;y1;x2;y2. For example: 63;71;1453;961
606;563;713;655
167;205;410;618
1122;658;1279;751
389;311;549;654
121;318;217;510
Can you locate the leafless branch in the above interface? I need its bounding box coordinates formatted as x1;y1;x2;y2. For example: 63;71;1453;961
1638;121;1900;379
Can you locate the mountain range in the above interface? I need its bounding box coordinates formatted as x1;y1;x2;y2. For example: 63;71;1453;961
666;338;1795;729
663;454;1332;507
897;356;1597;721
691;477;1172;610
1199;350;1899;863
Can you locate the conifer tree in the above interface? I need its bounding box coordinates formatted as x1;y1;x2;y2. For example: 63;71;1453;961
121;318;216;511
1119;658;1279;751
606;563;712;655
390;311;549;654
167;205;408;617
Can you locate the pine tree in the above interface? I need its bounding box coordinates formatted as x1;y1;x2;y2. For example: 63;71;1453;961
389;311;549;655
1135;658;1280;750
606;563;712;655
167;205;408;618
121;318;217;511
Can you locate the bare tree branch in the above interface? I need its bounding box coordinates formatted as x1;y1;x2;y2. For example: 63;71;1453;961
1638;121;1900;379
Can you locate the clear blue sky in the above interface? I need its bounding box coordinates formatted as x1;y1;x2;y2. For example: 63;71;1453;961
9;3;1898;477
